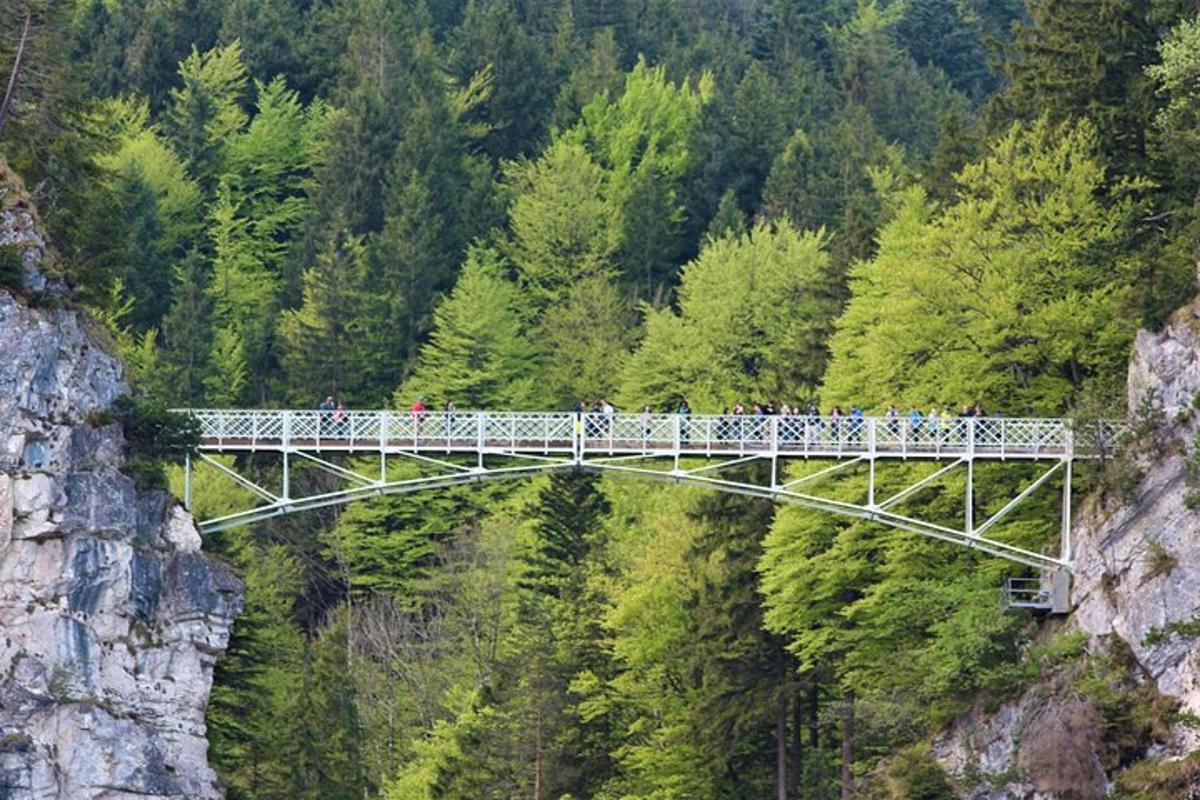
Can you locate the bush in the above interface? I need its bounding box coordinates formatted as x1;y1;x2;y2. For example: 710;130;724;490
1143;541;1178;581
0;244;22;291
1112;752;1200;799
883;744;955;799
109;395;199;489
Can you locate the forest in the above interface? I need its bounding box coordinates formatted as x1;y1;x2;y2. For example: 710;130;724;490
3;0;1200;797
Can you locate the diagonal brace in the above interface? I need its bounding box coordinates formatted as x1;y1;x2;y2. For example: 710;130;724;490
973;460;1064;538
290;449;378;486
198;453;280;503
676;454;765;476
876;459;965;510
780;456;864;490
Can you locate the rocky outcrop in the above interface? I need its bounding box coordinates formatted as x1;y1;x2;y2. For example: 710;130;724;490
0;174;242;799
1070;298;1200;746
933;300;1200;796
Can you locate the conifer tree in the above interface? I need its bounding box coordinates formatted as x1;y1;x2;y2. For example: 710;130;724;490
278;230;369;404
160;250;214;404
164;41;249;189
398;246;546;409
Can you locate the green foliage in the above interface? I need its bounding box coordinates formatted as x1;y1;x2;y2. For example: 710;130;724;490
503;138;620;308
1143;613;1200;647
398;246;547;409
882;743;954;799
1074;640;1177;770
1143;540;1179;581
823;118;1140;414
0;244;23;291
165;41;249;185
106;394;199;488
621;221;840;410
1112;751;1200;798
278;229;369;404
24;3;1200;797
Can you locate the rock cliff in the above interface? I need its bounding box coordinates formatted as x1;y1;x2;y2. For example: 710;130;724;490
0;173;243;799
934;300;1200;796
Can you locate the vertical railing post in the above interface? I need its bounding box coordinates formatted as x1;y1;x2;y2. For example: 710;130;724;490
379;412;388;483
967;417;975;459
477;413;486;470
673;414;681;472
868;457;876;507
966;458;974;536
183;452;192;511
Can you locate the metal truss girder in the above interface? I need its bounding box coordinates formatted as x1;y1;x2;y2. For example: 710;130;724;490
579;463;1064;572
289;449;378;486
973;460;1064;539
188;446;1071;572
779;456;865;489
198;462;577;533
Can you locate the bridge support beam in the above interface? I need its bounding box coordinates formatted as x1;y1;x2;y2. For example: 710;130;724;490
183;453;192;511
1051;567;1072;615
965;459;973;535
1062;458;1073;566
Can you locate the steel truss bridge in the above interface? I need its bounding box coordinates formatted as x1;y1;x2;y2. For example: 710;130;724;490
181;409;1129;612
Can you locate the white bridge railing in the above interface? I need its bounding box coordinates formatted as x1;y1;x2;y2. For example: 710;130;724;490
182;410;1129;461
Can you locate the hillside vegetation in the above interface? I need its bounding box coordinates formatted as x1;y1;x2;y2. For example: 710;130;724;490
4;0;1200;796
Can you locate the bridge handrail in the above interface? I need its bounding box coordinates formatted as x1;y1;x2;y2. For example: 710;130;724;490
177;409;1131;459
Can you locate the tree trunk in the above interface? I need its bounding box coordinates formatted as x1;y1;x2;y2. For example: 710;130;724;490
840;691;854;800
808;680;819;750
776;694;788;800
0;13;31;137
792;688;803;799
534;702;543;800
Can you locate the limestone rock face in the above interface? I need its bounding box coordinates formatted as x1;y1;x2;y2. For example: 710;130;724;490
1068;298;1200;746
0;196;242;798
933;300;1200;794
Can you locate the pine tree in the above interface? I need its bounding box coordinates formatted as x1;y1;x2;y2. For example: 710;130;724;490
206;326;250;406
164;41;249;189
160;250;214;404
278;230;369;404
448;0;553;161
398;246;546;410
993;0;1189;176
362;169;449;398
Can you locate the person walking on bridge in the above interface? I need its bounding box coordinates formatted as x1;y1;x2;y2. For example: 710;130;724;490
411;396;427;437
677;398;692;445
908;407;923;442
443;399;456;440
319;395;335;437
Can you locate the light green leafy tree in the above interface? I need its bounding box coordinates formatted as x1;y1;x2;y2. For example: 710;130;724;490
503;139;621;310
620;221;841;411
821;117;1139;415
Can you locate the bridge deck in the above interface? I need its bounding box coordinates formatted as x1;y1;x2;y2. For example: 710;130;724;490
186;410;1127;461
